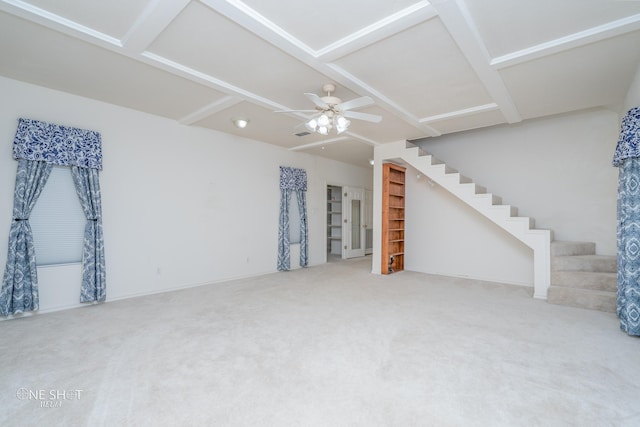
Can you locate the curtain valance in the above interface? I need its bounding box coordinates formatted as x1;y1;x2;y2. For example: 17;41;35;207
279;166;307;191
613;107;640;167
13;118;103;170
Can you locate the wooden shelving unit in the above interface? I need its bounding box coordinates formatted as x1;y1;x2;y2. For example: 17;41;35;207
327;185;343;256
381;163;406;274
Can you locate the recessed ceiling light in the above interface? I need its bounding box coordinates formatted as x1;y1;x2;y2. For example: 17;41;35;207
232;118;249;129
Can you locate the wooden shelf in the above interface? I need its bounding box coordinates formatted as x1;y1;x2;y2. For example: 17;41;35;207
381;163;406;274
327;185;343;256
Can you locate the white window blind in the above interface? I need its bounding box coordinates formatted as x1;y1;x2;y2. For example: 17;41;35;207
289;191;301;244
30;166;86;266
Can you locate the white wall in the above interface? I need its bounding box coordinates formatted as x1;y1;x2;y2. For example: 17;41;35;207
623;64;640;113
414;108;619;258
0;76;372;314
404;164;534;286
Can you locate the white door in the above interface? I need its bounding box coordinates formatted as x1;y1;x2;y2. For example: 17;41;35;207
343;186;366;259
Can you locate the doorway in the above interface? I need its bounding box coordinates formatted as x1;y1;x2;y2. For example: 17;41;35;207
326;184;373;261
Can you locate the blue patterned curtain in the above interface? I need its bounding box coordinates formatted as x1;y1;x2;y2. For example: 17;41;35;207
277;188;292;271
72;166;106;303
1;118;104;316
295;189;308;267
277;167;309;270
613;107;640;336
0;160;53;316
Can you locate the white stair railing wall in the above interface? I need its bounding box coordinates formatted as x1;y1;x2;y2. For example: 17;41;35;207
372;140;552;299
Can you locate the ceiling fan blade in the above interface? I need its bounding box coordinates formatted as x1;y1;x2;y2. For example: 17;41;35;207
304;92;329;109
274;109;318;113
343;110;382;123
335;96;374;111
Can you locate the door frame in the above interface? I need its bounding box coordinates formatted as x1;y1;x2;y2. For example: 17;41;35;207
324;181;373;263
343;186;366;259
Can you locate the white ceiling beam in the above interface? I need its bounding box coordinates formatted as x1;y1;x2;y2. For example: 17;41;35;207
0;0;269;123
199;0;437;140
0;0;432;149
316;1;438;62
289;137;349;151
491;13;640;70
199;0;316;57
201;0;436;61
0;0;299;125
289;131;380;151
342;132;383;147
139;51;291;112
178;96;243;125
325;64;442;138
429;0;521;124
121;0;191;53
0;0;121;48
0;0;388;144
420;103;498;123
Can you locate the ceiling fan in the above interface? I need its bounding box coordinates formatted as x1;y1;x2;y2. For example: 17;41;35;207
275;83;382;135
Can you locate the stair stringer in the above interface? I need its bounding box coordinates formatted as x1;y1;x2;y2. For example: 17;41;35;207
377;141;552;300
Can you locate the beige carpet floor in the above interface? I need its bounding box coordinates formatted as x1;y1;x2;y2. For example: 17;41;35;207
1;256;639;427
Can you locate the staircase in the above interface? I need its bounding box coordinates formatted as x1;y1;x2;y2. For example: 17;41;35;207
378;141;552;299
547;241;617;312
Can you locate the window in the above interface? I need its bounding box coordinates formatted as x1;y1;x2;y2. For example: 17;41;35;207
30;166;86;265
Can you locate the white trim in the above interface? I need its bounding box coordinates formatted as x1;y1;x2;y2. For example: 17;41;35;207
139;51;288;111
430;0;521;124
420;103;499;123
0;0;121;47
199;0;316;57
198;0;439;139
289;137;349;151
326;64;442;137
491;13;640;70
342;132;383;147
317;2;437;61
121;0;191;53
178;96;243;125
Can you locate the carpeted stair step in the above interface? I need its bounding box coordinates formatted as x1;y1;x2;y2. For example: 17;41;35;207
548;240;618;312
551;254;616;273
547;286;616;313
551;271;617;292
551;241;596;257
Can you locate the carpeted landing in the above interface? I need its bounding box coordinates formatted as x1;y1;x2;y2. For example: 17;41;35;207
1;256;639;426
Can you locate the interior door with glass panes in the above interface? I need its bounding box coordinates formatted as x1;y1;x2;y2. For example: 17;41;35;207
342;186;366;258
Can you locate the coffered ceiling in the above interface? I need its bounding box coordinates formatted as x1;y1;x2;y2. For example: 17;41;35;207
1;0;639;168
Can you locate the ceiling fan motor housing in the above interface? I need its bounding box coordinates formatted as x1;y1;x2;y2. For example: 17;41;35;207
320;83;341;107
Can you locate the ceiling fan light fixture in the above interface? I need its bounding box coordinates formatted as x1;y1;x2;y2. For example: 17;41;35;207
335;115;350;134
317;114;330;127
305;118;318;132
275;83;379;136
